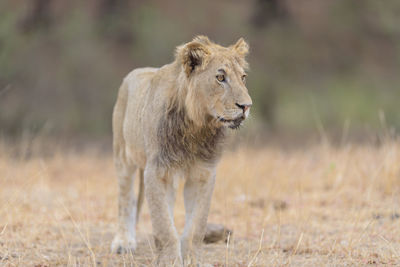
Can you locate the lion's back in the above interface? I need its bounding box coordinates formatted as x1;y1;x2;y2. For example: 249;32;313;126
113;67;159;168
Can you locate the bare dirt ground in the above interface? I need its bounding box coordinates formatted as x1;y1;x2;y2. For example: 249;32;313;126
1;141;400;266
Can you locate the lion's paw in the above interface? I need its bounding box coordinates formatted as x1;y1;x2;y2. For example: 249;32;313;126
156;247;183;267
111;234;137;254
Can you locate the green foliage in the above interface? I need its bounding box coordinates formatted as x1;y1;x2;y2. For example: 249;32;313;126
0;0;399;138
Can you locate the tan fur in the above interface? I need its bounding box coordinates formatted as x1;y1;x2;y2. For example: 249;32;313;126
111;36;252;266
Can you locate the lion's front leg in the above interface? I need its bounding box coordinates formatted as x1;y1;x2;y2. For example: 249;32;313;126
181;165;216;265
144;164;182;266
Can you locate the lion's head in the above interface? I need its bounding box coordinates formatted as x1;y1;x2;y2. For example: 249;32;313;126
175;36;252;129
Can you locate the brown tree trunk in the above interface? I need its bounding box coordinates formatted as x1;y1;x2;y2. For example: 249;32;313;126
20;0;52;32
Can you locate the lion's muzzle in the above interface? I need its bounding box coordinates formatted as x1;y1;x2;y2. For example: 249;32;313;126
218;114;246;129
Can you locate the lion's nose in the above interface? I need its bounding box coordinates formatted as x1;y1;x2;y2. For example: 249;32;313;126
235;103;252;113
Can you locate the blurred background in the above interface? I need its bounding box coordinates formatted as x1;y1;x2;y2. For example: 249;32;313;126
1;0;400;145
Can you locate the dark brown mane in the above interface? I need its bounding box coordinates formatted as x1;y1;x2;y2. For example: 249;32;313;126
156;103;225;167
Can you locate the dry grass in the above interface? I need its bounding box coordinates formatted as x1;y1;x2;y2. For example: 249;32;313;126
1;140;400;266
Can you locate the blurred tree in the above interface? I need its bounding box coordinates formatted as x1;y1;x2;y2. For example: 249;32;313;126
19;0;52;33
95;0;136;45
251;0;289;28
250;0;290;127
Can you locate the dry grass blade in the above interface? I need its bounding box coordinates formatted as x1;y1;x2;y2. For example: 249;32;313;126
0;223;7;235
292;232;304;256
225;231;231;266
58;200;97;266
378;235;400;258
247;228;264;267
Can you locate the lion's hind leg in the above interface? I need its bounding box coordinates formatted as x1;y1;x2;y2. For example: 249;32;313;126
111;162;138;254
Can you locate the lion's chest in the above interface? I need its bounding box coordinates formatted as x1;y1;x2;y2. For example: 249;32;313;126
156;108;225;167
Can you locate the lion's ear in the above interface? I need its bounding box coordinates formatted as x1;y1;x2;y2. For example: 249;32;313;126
192;35;212;46
176;41;210;77
231;38;249;57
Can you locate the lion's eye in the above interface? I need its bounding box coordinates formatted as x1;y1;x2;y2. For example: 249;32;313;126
216;74;225;82
242;75;247;83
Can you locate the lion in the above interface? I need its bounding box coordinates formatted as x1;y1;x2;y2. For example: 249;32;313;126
111;36;252;266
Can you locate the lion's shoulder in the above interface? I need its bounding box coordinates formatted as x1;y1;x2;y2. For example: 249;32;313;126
124;67;159;83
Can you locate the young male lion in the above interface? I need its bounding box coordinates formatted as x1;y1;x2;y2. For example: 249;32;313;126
111;36;252;265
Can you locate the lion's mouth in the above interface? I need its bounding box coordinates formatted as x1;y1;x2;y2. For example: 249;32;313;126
217;116;245;129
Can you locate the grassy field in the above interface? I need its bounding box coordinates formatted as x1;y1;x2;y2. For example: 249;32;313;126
1;140;400;266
